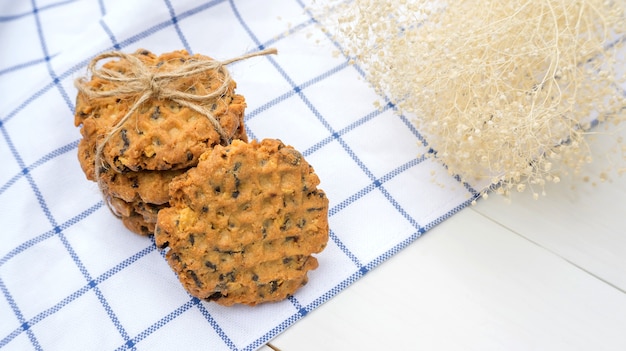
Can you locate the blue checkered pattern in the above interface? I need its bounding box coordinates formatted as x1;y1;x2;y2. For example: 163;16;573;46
0;0;477;350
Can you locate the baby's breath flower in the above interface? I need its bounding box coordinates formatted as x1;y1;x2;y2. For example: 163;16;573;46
311;0;626;199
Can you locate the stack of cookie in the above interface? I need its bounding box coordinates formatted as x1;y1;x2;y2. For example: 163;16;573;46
74;49;247;235
74;49;329;305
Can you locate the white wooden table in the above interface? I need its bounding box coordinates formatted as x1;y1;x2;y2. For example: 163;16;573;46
262;129;626;350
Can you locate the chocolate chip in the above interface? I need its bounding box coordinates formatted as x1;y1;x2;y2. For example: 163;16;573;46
188;270;203;288
217;249;242;255
298;219;307;228
205;261;217;271
206;292;223;301
151;106;160;120
232;173;241;198
157;240;169;249
219;272;235;282
120;129;130;153
188;233;195;245
139;49;150;55
268;280;279;293
280;217;292;231
167;102;182;112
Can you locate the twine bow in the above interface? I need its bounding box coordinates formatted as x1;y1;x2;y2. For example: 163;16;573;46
74;48;277;216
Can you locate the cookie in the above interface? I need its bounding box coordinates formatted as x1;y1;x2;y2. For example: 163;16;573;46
109;195;167;235
99;167;186;205
79;135;177;235
121;212;155;236
155;139;329;306
77;115;247;205
74;49;247;172
78;138;187;203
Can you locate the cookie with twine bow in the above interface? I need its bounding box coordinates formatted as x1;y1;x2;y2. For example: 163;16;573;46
74;48;271;173
74;48;277;235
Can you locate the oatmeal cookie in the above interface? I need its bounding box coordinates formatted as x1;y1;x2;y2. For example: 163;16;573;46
109;195;167;235
121;212;155;236
155;139;329;305
74;49;247;172
77;115;247;205
99;167;186;205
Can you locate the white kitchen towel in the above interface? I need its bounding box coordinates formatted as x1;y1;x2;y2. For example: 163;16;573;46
0;0;476;350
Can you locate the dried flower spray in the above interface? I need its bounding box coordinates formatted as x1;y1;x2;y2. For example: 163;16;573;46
312;0;626;200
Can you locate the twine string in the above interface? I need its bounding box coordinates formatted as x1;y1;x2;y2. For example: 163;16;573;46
75;48;277;217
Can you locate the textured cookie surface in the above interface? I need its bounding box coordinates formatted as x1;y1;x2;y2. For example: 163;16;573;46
155;139;329;306
74;49;247;172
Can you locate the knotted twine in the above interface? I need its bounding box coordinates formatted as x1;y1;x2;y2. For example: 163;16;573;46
74;47;277;216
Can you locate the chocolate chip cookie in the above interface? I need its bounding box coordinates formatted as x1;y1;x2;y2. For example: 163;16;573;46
74;49;247;173
155;139;329;305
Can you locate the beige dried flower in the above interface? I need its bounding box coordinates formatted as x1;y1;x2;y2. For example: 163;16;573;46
311;0;626;199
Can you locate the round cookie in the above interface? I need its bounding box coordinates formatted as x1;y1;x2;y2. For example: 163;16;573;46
74;49;247;172
99;167;187;205
109;195;167;236
77;114;248;205
121;212;155;236
79;135;182;235
155;139;329;306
